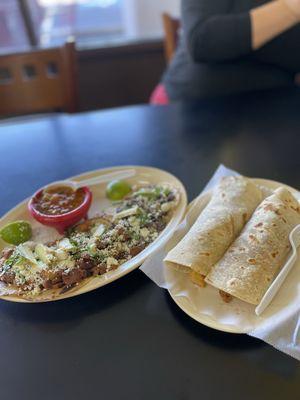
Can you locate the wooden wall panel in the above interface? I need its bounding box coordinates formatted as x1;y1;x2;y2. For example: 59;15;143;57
77;40;166;111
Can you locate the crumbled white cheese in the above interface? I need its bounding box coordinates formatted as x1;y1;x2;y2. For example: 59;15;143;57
161;202;174;213
129;217;140;229
140;228;150;238
14;261;44;287
106;257;119;268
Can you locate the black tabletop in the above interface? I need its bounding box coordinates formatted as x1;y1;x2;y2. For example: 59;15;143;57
0;87;300;400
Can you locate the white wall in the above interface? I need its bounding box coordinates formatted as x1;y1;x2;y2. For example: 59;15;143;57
122;0;180;38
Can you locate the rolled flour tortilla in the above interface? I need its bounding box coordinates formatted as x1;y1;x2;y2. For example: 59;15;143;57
164;176;263;277
205;187;300;305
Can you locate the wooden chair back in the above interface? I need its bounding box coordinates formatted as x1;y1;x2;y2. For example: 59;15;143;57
162;13;181;64
0;40;78;117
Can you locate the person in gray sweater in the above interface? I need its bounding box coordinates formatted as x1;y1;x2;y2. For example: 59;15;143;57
157;0;300;102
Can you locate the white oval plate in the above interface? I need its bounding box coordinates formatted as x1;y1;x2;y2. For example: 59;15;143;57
165;178;300;334
0;166;187;303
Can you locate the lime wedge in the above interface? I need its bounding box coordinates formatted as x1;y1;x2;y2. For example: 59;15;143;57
0;221;32;245
106;180;131;201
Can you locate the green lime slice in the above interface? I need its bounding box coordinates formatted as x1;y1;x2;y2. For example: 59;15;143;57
106;180;132;201
0;221;32;245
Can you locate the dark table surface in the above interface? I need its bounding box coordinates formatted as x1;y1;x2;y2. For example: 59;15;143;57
0;87;300;400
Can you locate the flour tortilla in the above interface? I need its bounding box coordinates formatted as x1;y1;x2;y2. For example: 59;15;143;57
164;176;263;276
205;187;300;305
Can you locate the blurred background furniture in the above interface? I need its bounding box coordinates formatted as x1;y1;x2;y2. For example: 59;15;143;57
149;12;181;105
0;40;78;117
162;12;180;63
0;0;180;112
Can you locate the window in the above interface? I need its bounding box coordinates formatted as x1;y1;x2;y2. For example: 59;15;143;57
0;0;30;52
0;0;179;52
27;0;124;47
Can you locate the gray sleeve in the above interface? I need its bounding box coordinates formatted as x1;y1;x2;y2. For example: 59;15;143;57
182;0;252;62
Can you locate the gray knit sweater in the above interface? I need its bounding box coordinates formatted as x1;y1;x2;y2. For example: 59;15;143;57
163;0;300;100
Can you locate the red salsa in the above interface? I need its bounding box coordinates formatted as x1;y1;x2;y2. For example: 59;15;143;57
33;186;86;215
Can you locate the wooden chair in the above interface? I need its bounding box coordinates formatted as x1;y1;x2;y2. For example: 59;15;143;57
0;40;78;117
162;13;181;64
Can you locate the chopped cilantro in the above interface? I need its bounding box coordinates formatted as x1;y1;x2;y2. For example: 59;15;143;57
3;252;21;270
91;253;105;263
163;187;171;196
131;232;141;241
138;212;150;227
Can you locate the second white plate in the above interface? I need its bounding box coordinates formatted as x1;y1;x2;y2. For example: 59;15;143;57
165;178;300;334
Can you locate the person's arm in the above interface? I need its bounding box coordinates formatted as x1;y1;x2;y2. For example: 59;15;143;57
251;1;300;50
183;0;300;63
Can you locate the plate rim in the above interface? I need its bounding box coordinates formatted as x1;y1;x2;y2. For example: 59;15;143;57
0;165;188;303
166;177;299;334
